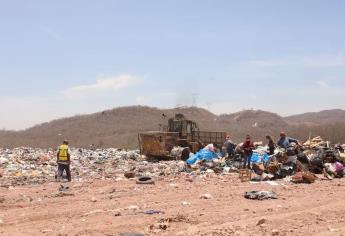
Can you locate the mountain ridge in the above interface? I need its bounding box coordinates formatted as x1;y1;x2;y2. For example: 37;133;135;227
0;106;344;148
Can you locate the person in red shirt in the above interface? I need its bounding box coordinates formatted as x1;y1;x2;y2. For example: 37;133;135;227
241;135;255;169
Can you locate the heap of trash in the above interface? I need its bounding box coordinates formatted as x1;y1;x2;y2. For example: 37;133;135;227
1;137;345;187
184;137;345;183
0;148;185;187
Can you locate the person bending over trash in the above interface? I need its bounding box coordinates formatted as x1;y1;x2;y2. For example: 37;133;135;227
241;135;255;169
224;135;236;158
56;140;72;182
277;132;300;149
266;135;276;155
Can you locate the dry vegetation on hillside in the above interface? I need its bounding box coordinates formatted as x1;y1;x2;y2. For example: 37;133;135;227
0;106;344;148
285;109;345;125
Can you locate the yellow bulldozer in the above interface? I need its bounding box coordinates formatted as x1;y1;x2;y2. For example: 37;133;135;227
138;114;226;160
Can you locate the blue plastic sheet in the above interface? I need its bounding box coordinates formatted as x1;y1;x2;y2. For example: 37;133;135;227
250;152;270;164
186;149;220;165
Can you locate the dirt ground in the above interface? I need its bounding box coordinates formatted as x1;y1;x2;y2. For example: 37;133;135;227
1;173;345;236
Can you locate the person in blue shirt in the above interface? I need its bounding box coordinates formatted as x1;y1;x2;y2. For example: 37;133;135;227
277;132;300;149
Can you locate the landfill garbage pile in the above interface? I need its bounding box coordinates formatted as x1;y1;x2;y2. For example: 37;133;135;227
0;148;186;187
184;137;345;184
1;136;345;187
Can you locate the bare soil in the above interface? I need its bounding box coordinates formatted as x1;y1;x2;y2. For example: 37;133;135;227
1;174;345;236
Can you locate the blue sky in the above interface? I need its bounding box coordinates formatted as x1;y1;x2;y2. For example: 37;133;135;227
1;0;345;130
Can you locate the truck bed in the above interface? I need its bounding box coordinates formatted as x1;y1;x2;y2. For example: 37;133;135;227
192;131;226;147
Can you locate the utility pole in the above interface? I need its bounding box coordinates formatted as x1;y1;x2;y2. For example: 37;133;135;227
206;101;212;111
192;93;198;107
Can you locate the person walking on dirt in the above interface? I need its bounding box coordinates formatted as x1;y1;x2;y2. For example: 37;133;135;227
56;140;71;182
241;135;255;169
266;135;275;155
277;132;300;149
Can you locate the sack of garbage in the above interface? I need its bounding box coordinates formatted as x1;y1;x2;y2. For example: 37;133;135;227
276;164;295;178
324;163;336;175
292;172;317;183
339;152;345;163
244;191;277;200
325;162;345;178
334;162;344;173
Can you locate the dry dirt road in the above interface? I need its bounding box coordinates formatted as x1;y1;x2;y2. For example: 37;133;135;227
1;173;345;236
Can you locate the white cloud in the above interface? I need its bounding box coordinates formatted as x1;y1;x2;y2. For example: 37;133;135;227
248;55;345;68
316;80;329;88
135;92;177;106
61;74;141;99
248;59;289;67
136;96;146;104
0;97;66;130
200;101;250;115
302;55;345;67
0;74;144;130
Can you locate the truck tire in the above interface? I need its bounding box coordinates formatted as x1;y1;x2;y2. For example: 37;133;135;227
136;176;155;185
170;146;190;160
181;147;190;161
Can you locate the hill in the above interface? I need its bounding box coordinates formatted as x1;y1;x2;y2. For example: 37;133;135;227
0;106;219;148
216;110;288;141
0;106;287;148
285;109;345;125
0;106;344;148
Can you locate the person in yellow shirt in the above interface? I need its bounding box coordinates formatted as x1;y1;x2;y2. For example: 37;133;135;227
56;140;71;182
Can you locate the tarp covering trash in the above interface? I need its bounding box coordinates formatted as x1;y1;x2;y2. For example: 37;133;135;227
186;144;221;165
250;152;270;164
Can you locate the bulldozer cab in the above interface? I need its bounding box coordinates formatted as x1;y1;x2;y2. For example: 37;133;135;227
168;114;198;139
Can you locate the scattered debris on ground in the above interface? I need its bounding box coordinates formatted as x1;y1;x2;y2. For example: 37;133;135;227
244;191;278;200
1;136;345;235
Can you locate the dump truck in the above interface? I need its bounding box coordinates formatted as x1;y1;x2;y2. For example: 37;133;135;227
138;114;226;160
